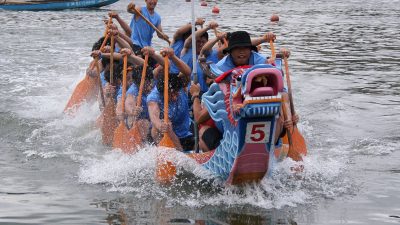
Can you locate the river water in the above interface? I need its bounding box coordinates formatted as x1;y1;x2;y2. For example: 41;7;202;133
1;0;399;224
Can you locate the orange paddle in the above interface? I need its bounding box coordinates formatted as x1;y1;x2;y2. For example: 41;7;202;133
281;49;307;161
156;55;177;184
269;39;276;63
100;34;118;146
113;54;129;150
124;55;150;154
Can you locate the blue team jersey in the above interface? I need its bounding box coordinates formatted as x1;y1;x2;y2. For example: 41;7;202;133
146;87;192;138
129;6;161;47
216;51;267;72
117;84;149;119
169;39;185;73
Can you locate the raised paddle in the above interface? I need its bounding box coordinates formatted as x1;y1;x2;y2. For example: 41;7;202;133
156;55;177;184
281;48;307;161
112;53;129;150
100;17;113;52
269;39;276;63
124;55;150;154
131;5;171;45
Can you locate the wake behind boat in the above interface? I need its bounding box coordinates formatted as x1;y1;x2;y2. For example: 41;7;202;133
0;0;119;11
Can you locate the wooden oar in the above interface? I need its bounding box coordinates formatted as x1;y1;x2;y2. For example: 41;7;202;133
124;55;149;154
156;56;177;184
112;54;129;150
132;5;171;45
100;17;113;52
64;60;100;114
281;48;307;161
269;39;276;63
100;34;117;146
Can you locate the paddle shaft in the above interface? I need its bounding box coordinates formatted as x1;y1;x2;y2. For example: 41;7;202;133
121;55;128;114
163;56;169;124
133;7;171;45
110;35;115;85
269;40;276;62
281;98;293;146
136;55;149;107
100;17;113;51
283;56;296;115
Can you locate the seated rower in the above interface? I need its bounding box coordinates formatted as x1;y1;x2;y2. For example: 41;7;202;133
189;83;222;152
216;30;298;143
181;21;219;93
115;48;156;143
146;48;193;151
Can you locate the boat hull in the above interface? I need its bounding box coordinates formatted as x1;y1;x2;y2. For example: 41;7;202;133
0;0;118;11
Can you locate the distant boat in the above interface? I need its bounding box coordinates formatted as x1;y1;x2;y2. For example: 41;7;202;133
0;0;119;11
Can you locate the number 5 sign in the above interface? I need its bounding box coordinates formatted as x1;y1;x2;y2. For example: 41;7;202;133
245;122;271;143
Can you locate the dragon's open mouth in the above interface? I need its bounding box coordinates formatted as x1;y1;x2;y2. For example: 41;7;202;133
243;68;284;104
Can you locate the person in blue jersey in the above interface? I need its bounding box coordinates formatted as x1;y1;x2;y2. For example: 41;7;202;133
146;48;193;151
180;21;219;93
216;31;299;143
216;31;276;72
127;1;169;54
168;18;205;74
115;48;156;141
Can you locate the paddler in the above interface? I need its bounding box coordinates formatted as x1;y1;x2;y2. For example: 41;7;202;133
146;48;193;151
216;30;298;143
127;0;169;66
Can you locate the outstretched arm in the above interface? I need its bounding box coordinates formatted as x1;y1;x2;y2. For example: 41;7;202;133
142;47;165;66
251;32;276;46
120;48;144;66
200;32;227;59
161;48;191;77
172;18;205;43
109;11;132;37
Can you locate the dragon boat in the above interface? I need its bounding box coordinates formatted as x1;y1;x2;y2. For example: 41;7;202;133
0;0;118;11
158;56;302;185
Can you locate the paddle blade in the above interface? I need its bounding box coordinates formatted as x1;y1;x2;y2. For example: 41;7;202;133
64;75;98;113
112;122;129;150
123;125;143;154
287;126;307;161
156;133;177;184
156;149;176;185
158;133;176;148
101;101;118;146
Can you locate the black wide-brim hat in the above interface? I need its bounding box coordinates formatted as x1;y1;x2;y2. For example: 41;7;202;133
223;31;258;54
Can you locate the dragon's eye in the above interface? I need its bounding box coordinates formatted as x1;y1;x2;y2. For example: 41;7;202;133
236;76;241;82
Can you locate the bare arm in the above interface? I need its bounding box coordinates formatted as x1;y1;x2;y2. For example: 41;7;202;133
170;54;191;77
109;11;132;37
251;32;276;46
200;32;226;58
148;101;162;131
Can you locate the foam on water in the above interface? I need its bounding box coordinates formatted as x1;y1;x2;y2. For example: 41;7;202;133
76;139;354;209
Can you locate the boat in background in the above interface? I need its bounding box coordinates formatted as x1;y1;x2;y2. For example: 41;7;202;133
0;0;119;11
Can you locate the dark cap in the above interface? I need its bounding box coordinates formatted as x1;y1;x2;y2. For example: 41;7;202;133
222;31;258;54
